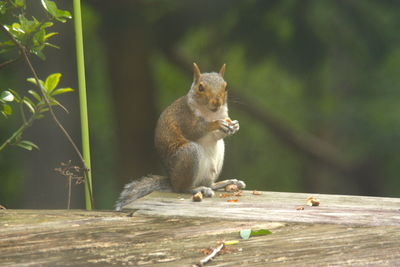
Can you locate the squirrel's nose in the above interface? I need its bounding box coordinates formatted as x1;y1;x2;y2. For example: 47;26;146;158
212;97;221;106
210;98;221;112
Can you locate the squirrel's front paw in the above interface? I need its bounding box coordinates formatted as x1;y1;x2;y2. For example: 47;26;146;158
229;119;240;134
218;119;240;136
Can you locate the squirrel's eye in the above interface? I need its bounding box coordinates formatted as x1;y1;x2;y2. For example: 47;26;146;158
198;84;204;92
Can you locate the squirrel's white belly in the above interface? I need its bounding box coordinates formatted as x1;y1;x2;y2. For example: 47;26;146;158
193;136;225;187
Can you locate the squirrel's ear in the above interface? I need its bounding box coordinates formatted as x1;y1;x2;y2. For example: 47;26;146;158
193;63;201;84
219;64;226;77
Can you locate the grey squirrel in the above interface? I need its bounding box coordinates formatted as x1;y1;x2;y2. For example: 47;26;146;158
115;63;245;210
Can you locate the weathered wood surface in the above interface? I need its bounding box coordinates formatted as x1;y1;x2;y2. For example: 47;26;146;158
0;191;399;266
126;190;400;226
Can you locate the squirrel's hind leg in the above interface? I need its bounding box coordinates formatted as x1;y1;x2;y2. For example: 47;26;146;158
167;142;200;193
167;142;217;197
211;179;246;191
191;179;247;197
191;179;246;197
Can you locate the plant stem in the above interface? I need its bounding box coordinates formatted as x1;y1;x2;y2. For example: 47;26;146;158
67;175;72;210
0;22;94;209
0;24;86;162
0;56;21;70
0;113;35;152
73;0;93;210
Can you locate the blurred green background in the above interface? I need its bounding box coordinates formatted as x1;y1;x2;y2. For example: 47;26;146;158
1;0;400;209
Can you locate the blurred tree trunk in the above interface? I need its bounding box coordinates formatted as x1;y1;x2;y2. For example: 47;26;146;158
98;3;159;188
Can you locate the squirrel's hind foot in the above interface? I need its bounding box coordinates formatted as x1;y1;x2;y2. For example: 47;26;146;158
191;186;215;197
211;179;246;191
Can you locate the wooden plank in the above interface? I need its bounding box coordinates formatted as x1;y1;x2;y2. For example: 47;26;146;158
1;191;400;266
1;209;400;266
124;190;400;226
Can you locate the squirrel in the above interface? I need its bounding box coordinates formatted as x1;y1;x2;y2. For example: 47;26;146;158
115;63;245;211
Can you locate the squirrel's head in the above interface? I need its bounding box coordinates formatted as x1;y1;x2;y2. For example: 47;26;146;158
189;63;228;113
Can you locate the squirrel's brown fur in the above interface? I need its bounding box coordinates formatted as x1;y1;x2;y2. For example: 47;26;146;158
115;63;245;210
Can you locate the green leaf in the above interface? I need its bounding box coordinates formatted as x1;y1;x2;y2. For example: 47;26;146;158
31;47;46;60
51;87;74;96
0;47;16;55
239;229;272;240
0;2;8;15
0;40;17;53
11;23;24;33
44;32;58;41
14;0;26;7
250;229;272;236
45;73;61;93
44;42;60;49
33;29;46;46
239;229;251;240
41;0;72;23
36;113;45;119
0;91;14;102
8;89;21;102
16;140;39;151
0;40;16;54
2;103;12;116
0;40;15;47
26;77;37;85
40;21;54;29
23;97;36;113
49;99;69;113
26;77;45;89
37;107;49;114
39;107;49;113
19;15;40;34
28;90;42;101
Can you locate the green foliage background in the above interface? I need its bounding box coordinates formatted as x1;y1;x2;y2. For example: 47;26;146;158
1;0;400;209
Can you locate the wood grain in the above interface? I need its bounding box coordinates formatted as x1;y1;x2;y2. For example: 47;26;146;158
126;190;400;226
1;190;400;266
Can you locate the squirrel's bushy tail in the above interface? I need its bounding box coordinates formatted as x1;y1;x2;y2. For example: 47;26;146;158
115;175;171;211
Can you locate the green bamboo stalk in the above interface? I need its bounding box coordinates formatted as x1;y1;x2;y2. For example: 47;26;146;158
73;0;93;210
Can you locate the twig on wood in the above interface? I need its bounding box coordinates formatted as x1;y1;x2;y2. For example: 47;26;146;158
195;243;225;267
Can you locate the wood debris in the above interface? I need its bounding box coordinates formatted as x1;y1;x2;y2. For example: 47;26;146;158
233;191;242;197
196;243;225;266
192;192;203;202
306;196;320;206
